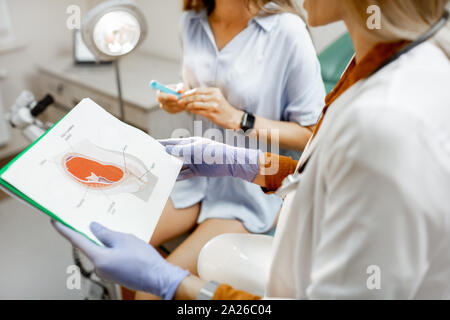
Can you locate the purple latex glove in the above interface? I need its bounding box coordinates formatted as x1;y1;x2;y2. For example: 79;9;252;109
52;221;189;300
159;137;261;182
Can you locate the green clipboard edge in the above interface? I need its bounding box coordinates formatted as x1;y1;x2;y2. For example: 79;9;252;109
0;108;99;245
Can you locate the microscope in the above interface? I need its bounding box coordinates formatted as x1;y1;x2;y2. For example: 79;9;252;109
7;90;55;142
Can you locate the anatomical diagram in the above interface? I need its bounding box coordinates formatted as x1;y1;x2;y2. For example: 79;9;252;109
63;155;125;188
57;139;158;202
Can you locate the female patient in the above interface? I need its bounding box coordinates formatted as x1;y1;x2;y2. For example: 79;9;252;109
135;0;325;299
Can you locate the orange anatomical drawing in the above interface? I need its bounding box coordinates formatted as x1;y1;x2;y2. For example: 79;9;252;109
63;155;125;188
57;139;159;202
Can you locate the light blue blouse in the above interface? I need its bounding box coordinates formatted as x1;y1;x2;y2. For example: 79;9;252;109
170;7;326;233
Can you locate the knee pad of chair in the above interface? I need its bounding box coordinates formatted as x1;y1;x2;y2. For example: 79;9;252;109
197;233;273;296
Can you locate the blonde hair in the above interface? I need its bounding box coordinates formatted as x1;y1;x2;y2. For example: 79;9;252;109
348;0;450;58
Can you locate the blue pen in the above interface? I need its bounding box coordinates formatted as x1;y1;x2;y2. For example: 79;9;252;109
149;80;182;99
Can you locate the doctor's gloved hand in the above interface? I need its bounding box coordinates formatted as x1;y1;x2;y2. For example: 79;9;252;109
159;137;262;182
52;221;189;300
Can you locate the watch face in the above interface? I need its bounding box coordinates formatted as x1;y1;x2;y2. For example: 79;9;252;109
241;112;255;132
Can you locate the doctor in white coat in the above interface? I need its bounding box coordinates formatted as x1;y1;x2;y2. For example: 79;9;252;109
53;0;450;300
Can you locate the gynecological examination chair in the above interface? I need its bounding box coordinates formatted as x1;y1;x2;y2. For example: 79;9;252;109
197;33;355;296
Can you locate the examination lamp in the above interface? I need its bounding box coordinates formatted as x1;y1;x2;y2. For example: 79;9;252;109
81;0;148;120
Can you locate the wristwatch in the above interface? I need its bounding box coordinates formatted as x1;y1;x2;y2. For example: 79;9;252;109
196;281;220;300
240;111;256;132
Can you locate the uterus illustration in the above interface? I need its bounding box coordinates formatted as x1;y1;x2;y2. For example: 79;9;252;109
57;139;158;202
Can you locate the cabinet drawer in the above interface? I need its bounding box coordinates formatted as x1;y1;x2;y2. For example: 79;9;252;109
40;73;80;109
40;73;120;115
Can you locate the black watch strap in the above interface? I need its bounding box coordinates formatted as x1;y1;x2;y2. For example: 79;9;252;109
240;111;256;132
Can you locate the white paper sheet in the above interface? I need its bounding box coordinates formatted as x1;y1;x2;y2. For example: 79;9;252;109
1;98;182;243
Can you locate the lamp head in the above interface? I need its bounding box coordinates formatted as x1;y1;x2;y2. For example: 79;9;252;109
81;0;147;61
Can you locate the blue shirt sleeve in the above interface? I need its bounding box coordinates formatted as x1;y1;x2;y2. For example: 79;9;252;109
281;17;326;126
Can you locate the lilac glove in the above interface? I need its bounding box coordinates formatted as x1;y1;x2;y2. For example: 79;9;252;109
52;221;189;300
159;137;262;182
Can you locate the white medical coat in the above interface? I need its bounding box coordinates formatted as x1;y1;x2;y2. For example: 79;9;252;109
266;43;450;299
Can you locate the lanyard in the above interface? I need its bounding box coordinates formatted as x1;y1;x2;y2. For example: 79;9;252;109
276;10;449;198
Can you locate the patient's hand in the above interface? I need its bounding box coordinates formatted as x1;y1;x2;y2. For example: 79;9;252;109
157;83;186;114
178;87;244;130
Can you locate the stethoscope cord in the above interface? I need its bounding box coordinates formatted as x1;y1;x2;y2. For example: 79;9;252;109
373;10;449;76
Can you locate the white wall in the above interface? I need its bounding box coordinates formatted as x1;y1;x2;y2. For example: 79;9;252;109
0;0;89;107
136;0;184;61
309;22;348;54
0;0;90;157
0;0;15;46
297;0;348;53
